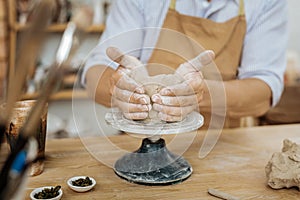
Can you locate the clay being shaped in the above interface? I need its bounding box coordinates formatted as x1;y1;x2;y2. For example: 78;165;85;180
129;66;185;121
265;139;300;190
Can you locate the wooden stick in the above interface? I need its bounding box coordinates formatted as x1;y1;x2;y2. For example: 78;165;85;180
208;188;241;200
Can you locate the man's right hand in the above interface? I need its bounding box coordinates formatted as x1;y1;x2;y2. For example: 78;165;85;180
107;47;151;120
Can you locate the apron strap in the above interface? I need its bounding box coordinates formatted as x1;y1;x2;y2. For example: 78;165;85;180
239;0;245;16
169;0;176;10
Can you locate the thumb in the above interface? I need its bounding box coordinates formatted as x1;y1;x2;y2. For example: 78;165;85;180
176;50;215;76
106;47;143;69
189;50;215;71
106;46;124;63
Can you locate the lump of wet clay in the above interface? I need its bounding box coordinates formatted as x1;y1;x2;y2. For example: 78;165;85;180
143;74;183;119
129;67;184;120
265;139;300;190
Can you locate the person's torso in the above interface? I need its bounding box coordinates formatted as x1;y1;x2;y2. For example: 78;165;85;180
138;0;263;64
145;0;247;128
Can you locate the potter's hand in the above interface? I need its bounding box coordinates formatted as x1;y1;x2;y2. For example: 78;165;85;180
107;47;151;120
152;50;215;122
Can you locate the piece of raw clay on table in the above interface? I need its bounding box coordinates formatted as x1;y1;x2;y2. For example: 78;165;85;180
265;139;300;190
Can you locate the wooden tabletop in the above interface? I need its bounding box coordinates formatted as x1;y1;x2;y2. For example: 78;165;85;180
2;124;300;199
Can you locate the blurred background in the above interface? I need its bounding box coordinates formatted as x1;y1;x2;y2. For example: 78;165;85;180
0;0;299;139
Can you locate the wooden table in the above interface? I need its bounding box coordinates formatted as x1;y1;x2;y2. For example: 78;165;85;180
2;124;300;199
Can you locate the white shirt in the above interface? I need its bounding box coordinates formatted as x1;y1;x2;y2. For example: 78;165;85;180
83;0;288;106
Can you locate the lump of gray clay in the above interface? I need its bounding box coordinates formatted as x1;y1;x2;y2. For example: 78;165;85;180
265;139;300;190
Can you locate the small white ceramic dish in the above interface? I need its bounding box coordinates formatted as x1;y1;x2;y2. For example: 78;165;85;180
30;186;63;200
67;176;96;192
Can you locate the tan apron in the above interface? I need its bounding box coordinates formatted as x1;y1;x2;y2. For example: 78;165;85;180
147;0;247;128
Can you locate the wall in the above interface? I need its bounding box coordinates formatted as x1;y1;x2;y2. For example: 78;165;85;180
38;33;100;70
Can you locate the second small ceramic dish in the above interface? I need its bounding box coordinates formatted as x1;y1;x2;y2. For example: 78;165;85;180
67;176;96;192
30;186;63;200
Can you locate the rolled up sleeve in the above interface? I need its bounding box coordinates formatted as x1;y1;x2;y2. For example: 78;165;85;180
81;0;145;85
238;0;288;106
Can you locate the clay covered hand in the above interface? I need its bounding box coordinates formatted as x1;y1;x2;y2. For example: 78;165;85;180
151;50;215;122
107;47;151;120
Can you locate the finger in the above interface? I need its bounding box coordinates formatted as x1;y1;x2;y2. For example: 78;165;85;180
160;73;203;96
184;72;204;92
110;68;127;88
123;112;148;120
157;112;183;122
112;87;151;104
106;47;143;69
112;72;144;93
116;67;131;75
176;50;215;75
152;94;198;106
153;103;196;117
159;82;194;96
106;47;124;63
151;94;162;104
113;97;150;113
189;50;215;70
183;71;203;81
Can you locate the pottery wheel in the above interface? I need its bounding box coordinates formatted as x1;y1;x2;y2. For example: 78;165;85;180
114;138;193;185
105;109;204;185
105;108;204;135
